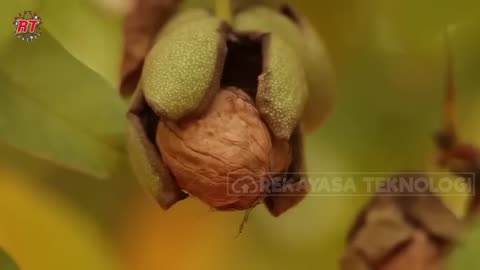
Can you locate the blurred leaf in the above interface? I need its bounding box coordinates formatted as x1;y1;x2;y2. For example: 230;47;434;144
0;1;37;49
181;0;212;9
0;249;19;270
448;222;480;269
0;31;126;179
0;167;120;270
38;0;123;86
372;0;480;51
0;0;122;87
0;144;138;231
180;0;283;12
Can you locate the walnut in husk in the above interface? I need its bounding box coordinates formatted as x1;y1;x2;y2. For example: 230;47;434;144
156;87;291;210
126;3;330;215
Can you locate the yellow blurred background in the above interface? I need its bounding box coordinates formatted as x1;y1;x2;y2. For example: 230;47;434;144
1;0;480;269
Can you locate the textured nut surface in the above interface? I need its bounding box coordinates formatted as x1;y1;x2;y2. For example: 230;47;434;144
235;5;335;133
142;17;226;120
257;34;308;139
156;87;291;210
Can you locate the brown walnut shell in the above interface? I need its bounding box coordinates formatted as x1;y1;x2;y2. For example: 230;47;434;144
156;87;291;210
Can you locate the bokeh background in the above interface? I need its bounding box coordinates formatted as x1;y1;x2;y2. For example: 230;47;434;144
1;0;480;269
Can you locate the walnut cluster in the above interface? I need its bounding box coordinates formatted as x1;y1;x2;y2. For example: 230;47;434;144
156;87;291;210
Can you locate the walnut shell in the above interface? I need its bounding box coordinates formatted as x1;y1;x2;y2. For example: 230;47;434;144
156;87;291;210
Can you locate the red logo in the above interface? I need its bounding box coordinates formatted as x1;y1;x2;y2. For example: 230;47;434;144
13;11;42;42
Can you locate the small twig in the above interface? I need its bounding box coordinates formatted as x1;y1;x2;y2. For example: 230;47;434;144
235;196;266;237
436;29;458;151
443;29;457;142
435;28;480;219
236;207;253;237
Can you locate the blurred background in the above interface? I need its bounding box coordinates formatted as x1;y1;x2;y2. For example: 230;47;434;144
1;0;480;269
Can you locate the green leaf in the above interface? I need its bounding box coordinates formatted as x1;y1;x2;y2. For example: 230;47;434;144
0;1;37;50
448;223;480;269
0;0;122;87
37;0;122;87
0;31;126;179
0;249;19;270
372;0;480;50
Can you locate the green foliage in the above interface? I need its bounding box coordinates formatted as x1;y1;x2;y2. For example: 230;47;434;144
36;0;122;86
0;249;18;270
1;0;122;87
448;222;480;269
1;1;480;270
0;31;126;179
0;1;125;179
0;0;37;49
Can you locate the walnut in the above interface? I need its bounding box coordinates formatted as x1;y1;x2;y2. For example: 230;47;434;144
156;87;291;210
125;3;330;215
